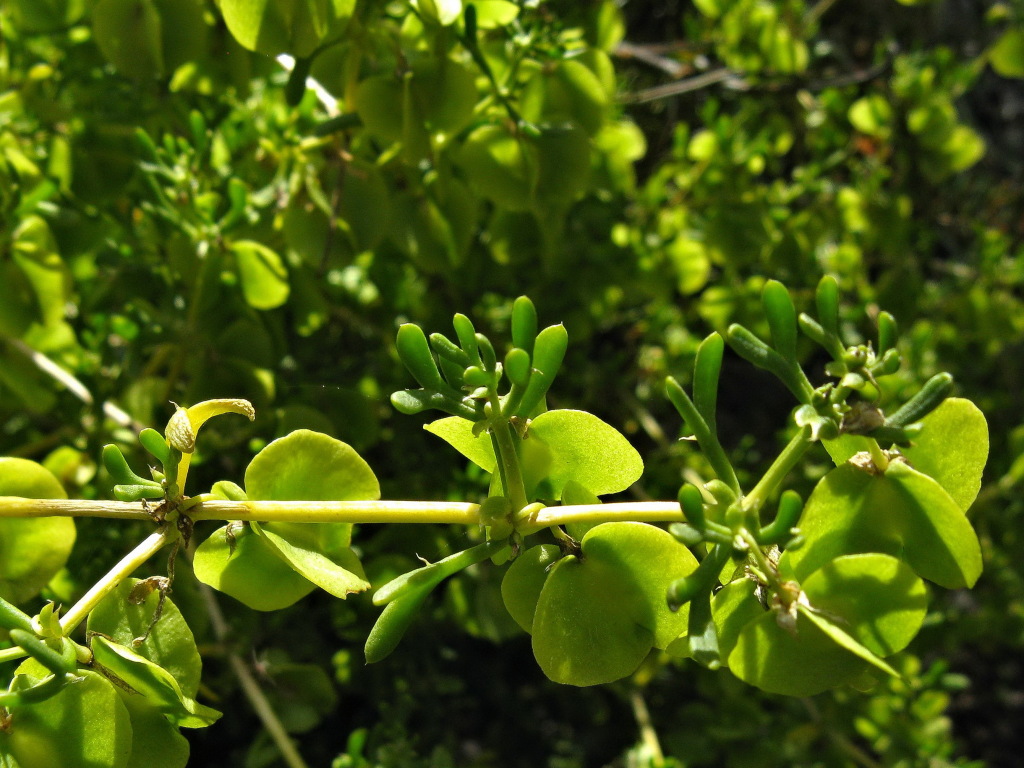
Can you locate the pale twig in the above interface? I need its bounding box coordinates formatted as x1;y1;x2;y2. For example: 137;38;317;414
5;338;143;432
191;547;310;768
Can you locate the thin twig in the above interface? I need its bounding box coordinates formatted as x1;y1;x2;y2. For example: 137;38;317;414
629;687;667;765
615;41;688;78
191;547;310;768
4;338;143;432
0;497;688;526
621;68;741;103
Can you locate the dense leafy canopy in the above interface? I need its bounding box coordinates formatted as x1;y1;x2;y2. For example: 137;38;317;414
1;0;1022;766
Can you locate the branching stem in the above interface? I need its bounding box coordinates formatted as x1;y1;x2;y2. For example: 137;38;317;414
742;426;813;514
0;497;687;526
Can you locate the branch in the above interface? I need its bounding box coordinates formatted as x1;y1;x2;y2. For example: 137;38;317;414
0;497;687;526
192;547;310;768
4;338;143;432
60;529;172;634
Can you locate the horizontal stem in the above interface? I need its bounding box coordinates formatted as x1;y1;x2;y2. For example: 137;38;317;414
526;502;684;526
0;498;686;526
0;497;154;520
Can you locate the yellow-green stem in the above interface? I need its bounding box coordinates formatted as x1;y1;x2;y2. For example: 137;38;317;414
60;529;173;635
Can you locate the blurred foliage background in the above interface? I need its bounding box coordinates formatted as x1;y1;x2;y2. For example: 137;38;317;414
1;0;1023;765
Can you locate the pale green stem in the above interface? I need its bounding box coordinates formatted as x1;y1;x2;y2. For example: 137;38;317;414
0;647;26;665
866;438;889;471
489;412;529;512
0;497;687;526
59;530;172;635
742;426;812;515
0;497;154;520
738;528;782;590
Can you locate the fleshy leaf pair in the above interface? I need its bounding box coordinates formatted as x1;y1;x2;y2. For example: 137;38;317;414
0;579;209;768
193;430;376;610
796;398;987;590
501;523;699;686
714;553;928;696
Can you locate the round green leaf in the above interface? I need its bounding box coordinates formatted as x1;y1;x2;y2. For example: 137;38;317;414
219;0;355;57
0;665;132;768
456;124;537;211
118;690;191;768
707;578;763;660
230;240;290;310
531;523;697;686
520;59;608;135
424;416;497;472
532;126;592;208
192;523;316;611
0;458;75;604
990;28;1024;78
802;553;927;658
532;551;653;686
11;216;67;329
726;553;926;696
244;429;380;503
89;636;220;728
781;460;982;589
902;397;988;511
254;521;370;598
500;544;560;632
727;608;868;697
849;95;893;138
525;410;644;499
86;578;203;698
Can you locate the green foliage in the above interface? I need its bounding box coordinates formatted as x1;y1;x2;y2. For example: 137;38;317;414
1;0;1021;764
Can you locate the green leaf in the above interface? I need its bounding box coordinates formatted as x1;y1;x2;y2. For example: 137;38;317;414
848;95;894;138
424;416;497;472
0;665;133;768
230;240;290;310
802;553;927;658
727;553;927;696
253;522;370;598
902;397;988;511
193;524;316;611
990;28;1024;78
86;578;203;698
11;215;67;328
0;458;75;604
245;429;380;503
726;608;870;696
471;0;519;28
781;461;982;589
821;433;872;466
500;544;560;632
706;578;763;659
118;690;191;768
425;410;642;499
90;636;221;728
524;410;643;499
531;523;697;686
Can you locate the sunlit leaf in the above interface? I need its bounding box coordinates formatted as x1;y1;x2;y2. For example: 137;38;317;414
0;458;75;604
0;663;132;768
90;636;221;728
